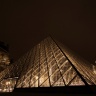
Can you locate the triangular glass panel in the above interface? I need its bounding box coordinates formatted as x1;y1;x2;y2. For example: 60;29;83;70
69;75;85;86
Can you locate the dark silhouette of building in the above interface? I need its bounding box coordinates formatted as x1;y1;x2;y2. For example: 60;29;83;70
0;41;10;72
0;41;9;52
0;37;96;93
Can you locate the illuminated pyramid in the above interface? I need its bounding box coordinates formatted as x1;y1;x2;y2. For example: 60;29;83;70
0;36;96;92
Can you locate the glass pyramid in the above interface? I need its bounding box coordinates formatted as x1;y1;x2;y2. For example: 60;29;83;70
0;37;96;92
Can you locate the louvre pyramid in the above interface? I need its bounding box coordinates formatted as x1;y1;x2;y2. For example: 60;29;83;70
0;36;96;92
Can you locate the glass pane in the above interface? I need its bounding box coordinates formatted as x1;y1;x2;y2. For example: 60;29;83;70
40;62;47;70
22;81;29;88
49;63;58;76
53;77;65;86
32;68;39;78
40;79;49;87
48;59;56;68
22;76;31;87
33;64;39;72
60;60;71;75
16;76;24;86
58;56;66;66
26;69;33;76
63;67;76;85
30;75;39;87
30;79;35;87
55;53;64;60
34;80;38;87
39;65;47;76
16;83;22;88
69;75;85;86
46;53;52;58
39;71;48;86
40;59;46;65
47;56;54;63
50;70;61;85
54;50;61;56
83;76;94;85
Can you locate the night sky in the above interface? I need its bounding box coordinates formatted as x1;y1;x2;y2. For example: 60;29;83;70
0;0;96;64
